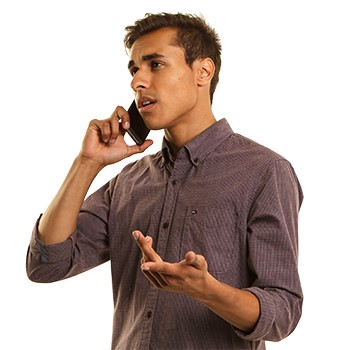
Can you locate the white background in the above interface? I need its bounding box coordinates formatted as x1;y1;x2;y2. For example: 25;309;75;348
1;1;349;349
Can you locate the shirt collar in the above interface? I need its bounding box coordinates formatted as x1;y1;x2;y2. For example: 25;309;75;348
161;118;233;167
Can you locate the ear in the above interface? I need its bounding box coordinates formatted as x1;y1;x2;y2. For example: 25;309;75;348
197;58;215;87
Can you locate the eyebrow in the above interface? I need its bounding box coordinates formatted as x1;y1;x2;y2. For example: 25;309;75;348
128;53;165;70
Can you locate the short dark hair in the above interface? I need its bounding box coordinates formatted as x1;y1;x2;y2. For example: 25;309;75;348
124;12;222;104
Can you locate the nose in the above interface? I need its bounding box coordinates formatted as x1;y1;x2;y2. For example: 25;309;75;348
130;69;150;92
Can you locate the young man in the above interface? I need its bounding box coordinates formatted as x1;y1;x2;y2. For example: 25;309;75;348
27;13;303;349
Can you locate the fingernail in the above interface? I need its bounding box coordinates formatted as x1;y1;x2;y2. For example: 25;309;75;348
132;231;139;240
124;121;130;129
141;265;150;271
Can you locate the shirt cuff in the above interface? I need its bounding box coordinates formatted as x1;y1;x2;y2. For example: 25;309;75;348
235;287;276;341
29;215;76;263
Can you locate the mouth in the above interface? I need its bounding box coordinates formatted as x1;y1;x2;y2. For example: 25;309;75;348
137;96;156;112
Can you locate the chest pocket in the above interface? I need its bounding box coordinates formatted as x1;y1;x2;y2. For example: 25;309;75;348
180;206;240;276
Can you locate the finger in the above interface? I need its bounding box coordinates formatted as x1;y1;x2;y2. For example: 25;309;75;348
141;263;170;288
114;106;153;150
142;270;168;289
114;106;130;130
132;230;162;262
145;236;153;246
96;120;111;143
141;261;173;281
140;237;153;264
108;114;121;144
142;270;162;288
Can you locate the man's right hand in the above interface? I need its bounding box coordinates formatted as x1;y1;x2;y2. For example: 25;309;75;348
80;105;153;169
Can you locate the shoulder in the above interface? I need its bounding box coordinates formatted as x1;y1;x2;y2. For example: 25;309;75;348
215;131;288;171
215;131;302;191
118;151;163;178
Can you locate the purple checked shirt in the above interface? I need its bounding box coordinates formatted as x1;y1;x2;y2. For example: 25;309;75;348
27;118;303;349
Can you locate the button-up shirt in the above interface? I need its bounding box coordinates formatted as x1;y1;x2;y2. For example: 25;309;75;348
27;118;303;349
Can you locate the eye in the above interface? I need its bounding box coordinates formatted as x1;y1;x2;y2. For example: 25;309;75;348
130;67;138;77
151;61;162;69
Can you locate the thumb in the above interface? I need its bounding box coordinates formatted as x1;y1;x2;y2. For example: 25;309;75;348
128;139;153;155
184;251;206;269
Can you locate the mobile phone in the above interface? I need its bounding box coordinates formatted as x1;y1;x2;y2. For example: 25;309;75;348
126;100;150;145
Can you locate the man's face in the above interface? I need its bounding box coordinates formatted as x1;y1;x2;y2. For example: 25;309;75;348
128;27;200;131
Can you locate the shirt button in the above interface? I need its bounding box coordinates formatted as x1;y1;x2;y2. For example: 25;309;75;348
163;222;169;229
146;311;152;319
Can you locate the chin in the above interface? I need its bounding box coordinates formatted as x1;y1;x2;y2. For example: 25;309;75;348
144;119;166;131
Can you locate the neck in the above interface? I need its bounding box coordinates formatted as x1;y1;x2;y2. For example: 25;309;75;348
164;111;216;157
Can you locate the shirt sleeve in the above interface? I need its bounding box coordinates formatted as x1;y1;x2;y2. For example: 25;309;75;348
26;181;112;283
236;159;303;341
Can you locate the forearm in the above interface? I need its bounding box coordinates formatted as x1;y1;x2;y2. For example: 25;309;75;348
38;155;103;244
194;274;260;333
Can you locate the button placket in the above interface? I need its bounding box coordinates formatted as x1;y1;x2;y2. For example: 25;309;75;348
155;160;188;257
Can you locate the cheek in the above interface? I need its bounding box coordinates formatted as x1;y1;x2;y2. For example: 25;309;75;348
165;67;197;91
170;74;197;103
156;70;198;121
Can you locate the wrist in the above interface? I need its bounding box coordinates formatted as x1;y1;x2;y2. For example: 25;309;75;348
75;153;105;175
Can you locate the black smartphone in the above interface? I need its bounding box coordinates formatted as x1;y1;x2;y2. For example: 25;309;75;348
126;100;150;145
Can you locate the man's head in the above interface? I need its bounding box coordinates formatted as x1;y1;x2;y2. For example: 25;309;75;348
124;12;222;104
